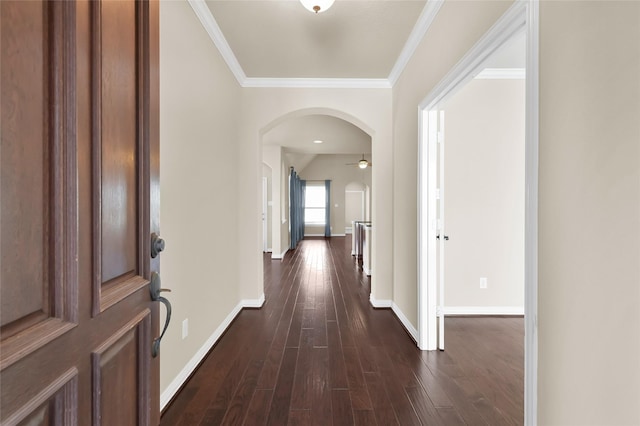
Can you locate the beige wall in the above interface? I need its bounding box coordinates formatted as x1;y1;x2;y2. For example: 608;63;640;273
393;0;640;423
443;78;525;309
159;1;640;423
300;154;372;236
159;0;241;403
239;89;393;302
538;2;640;424
392;0;513;333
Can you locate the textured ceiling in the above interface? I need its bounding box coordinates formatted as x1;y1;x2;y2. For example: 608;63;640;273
205;0;427;79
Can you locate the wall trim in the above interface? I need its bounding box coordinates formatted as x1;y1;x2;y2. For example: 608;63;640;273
187;0;246;85
160;297;266;410
418;1;527;110
160;302;241;410
241;294;266;309
475;67;526;79
243;78;391;89
388;0;445;86
304;234;325;237
391;303;419;343
188;0;443;89
332;233;346;237
271;248;289;260
369;294;392;308
443;306;524;316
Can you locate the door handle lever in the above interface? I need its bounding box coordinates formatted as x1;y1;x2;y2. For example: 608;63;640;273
150;272;172;358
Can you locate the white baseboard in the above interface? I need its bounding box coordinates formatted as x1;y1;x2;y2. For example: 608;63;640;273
241;293;265;308
271;249;289;260
392;302;418;343
363;266;372;276
304;233;325;237
266;248;272;253
443;306;524;316
369;294;392;308
345;227;353;234
160;297;265;410
332;233;346;237
368;296;418;343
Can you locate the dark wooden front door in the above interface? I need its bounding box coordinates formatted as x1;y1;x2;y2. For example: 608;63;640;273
1;0;161;424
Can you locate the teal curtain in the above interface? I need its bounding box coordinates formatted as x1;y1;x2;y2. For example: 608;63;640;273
324;179;331;237
289;169;306;249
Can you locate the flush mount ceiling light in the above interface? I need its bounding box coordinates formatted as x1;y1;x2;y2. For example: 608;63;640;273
300;0;335;14
313;140;323;144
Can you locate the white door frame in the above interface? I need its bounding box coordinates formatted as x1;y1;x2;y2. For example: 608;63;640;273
417;1;538;425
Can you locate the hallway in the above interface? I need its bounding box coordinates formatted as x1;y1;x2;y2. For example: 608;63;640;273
160;237;523;425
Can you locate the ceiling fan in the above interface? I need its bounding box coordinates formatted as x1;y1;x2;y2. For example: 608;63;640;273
346;154;372;169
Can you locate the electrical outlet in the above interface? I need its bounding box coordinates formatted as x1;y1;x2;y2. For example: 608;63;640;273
480;277;488;289
182;318;189;339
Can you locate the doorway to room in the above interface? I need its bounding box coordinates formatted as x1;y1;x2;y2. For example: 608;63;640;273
418;2;539;424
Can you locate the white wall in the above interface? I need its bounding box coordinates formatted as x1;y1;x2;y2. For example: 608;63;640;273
300;154;372;236
159;0;242;406
537;2;640;424
443;78;525;310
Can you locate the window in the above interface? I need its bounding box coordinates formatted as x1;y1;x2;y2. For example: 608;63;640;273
304;185;325;225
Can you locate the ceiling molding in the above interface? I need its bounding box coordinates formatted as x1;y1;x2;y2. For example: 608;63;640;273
387;0;444;86
242;78;391;89
475;68;526;79
188;0;246;85
189;0;442;89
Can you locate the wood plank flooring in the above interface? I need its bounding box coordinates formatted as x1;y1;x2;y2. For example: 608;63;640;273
160;237;524;425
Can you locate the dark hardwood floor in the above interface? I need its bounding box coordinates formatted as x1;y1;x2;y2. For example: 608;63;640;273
160;237;524;425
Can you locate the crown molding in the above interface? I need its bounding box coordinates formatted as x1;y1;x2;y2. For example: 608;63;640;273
189;0;442;89
475;67;526;79
188;0;246;85
242;78;391;89
387;0;445;86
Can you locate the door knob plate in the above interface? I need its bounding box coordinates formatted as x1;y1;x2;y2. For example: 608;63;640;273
151;233;165;258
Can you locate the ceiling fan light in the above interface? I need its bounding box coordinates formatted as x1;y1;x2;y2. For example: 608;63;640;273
300;0;335;14
358;159;368;169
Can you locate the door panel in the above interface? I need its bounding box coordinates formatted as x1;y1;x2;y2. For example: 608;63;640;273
1;0;77;371
92;310;150;425
92;0;149;315
1;0;48;327
1;0;160;424
98;0;138;284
